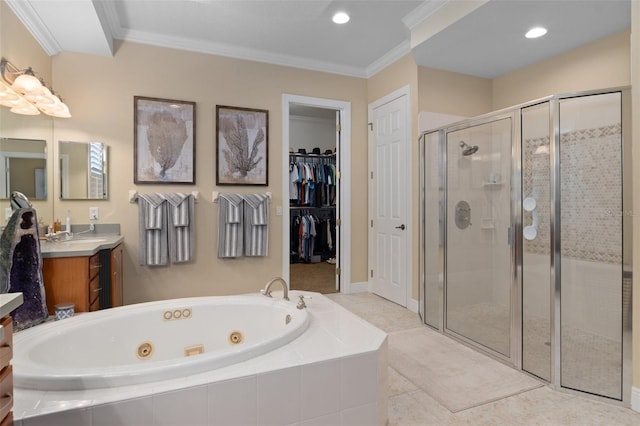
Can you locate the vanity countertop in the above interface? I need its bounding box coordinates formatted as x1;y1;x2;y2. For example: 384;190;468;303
0;292;23;320
40;234;124;258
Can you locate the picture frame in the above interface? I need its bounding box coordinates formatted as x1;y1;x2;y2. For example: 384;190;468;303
216;105;268;186
134;96;196;184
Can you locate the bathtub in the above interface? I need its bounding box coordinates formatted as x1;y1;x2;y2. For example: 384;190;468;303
13;291;387;426
13;294;310;391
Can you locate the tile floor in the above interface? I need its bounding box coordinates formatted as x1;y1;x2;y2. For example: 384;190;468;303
326;292;640;426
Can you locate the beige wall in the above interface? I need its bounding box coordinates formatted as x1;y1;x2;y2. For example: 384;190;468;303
418;66;493;117
493;30;631;109
0;1;54;222
0;2;50;79
49;42;368;303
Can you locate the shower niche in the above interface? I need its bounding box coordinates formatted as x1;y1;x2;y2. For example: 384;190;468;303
419;88;632;404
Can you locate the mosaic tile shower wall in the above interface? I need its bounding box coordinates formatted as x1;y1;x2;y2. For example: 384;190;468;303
523;123;622;264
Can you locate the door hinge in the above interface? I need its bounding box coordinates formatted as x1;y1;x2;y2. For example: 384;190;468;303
370;269;373;278
336;171;341;179
370;171;373;179
370;219;373;228
336;123;341;132
336;267;341;276
336;218;341;226
368;122;373;131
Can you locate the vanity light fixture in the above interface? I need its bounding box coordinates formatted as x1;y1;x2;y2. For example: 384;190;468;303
332;11;350;24
525;26;547;39
0;58;71;118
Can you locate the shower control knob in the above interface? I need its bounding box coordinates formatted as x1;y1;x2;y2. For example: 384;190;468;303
395;224;406;230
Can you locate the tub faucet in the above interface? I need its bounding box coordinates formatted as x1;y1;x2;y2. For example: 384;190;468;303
261;277;289;301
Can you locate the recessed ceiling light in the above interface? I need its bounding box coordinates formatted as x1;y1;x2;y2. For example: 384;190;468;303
332;12;350;24
525;27;547;39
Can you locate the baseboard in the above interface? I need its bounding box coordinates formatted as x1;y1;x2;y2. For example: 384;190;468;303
343;281;369;294
408;298;419;314
632;386;640;413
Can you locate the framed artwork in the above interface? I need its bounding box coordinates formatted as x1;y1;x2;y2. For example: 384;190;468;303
134;96;196;184
216;105;268;186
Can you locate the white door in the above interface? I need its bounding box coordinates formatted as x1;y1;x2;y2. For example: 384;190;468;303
282;94;352;293
334;110;341;291
370;90;410;306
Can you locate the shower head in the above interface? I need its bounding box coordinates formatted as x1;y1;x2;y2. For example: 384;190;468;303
459;141;479;156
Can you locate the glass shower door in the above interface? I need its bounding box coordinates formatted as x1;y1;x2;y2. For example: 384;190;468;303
521;102;552;382
559;92;624;399
445;117;513;357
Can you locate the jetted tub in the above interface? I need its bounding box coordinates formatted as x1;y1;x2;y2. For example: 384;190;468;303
13;294;310;391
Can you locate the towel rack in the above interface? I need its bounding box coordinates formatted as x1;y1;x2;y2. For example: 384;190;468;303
212;191;272;203
129;190;199;203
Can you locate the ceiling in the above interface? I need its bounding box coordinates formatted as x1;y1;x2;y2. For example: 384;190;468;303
6;0;631;79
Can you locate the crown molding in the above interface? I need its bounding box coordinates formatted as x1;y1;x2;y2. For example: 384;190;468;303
5;0;61;56
98;0;368;78
365;40;413;78
115;27;367;78
402;0;449;30
91;0;115;55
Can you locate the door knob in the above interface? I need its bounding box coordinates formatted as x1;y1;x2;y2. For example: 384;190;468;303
395;224;406;230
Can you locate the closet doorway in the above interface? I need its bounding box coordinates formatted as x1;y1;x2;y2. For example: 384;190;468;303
282;95;352;295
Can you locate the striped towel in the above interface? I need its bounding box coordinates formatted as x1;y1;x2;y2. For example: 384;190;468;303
217;193;244;258
165;193;194;263
138;193;168;266
243;194;269;257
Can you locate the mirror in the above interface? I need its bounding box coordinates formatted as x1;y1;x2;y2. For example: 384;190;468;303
0;137;47;200
59;141;108;200
0;106;54;225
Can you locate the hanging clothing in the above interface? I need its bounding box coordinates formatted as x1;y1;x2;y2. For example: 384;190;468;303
290;209;335;263
289;154;337;207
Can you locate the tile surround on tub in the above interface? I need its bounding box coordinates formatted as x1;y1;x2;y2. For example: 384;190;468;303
257;366;302;425
153;386;208;426
301;360;340;420
92;396;153;426
13;291;387;425
207;376;257;426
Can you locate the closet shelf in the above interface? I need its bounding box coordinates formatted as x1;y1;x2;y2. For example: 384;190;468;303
290;205;336;209
289;153;336;157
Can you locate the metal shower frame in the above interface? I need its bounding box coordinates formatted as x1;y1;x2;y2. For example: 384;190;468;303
418;86;632;405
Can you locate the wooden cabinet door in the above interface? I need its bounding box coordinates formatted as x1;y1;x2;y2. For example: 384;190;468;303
110;244;124;307
42;257;90;313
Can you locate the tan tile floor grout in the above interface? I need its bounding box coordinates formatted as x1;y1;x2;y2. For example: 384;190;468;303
326;292;640;426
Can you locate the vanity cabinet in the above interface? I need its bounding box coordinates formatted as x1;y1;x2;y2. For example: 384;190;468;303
42;244;124;314
43;252;101;313
110;244;124;307
0;316;13;425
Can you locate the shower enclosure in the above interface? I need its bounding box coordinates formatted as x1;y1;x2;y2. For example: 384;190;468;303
419;88;632;403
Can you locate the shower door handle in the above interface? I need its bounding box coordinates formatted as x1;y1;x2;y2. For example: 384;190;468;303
395;224;406;230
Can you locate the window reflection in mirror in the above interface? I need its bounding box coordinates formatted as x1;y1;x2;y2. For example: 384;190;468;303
0;137;47;200
59;141;108;200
